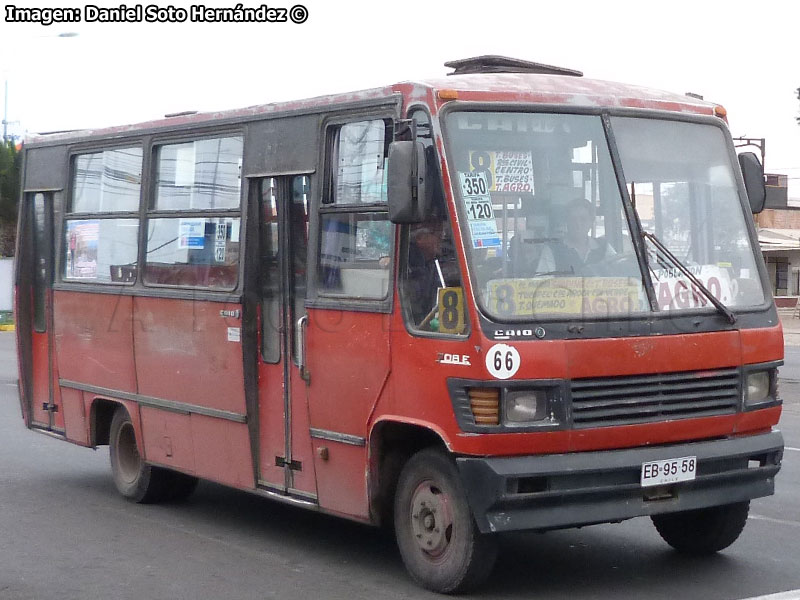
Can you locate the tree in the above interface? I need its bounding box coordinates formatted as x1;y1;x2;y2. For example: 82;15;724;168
0;140;21;255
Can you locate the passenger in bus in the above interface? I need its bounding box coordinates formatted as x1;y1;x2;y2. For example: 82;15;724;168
537;198;615;275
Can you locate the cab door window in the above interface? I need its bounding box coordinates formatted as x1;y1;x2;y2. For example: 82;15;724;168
317;119;393;303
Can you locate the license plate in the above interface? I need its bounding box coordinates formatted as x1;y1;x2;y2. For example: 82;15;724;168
641;456;697;488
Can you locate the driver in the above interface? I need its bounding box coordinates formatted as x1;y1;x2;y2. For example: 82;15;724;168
537;198;615;275
407;220;445;324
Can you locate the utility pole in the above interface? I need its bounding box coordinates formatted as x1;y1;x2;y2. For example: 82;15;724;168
2;79;7;144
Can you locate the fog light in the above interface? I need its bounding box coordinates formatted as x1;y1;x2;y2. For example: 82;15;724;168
745;371;771;406
505;390;547;423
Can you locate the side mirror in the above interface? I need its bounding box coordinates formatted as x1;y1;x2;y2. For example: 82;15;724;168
738;152;766;214
387;140;428;223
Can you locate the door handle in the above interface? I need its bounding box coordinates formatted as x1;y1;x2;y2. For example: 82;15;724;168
296;314;310;384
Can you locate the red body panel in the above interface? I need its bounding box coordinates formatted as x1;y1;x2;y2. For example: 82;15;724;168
133;297;245;414
29;327;50;427
61;388;89;446
140;406;196;473
257;356;287;489
53;290;137;392
141;408;255;489
305;309;391;519
256;333;318;497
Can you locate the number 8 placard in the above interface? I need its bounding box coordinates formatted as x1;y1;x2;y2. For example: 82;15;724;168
437;287;466;335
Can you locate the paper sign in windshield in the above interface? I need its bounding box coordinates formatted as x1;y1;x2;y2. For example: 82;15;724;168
468;150;535;193
487;277;643;318
459;172;501;249
651;265;735;310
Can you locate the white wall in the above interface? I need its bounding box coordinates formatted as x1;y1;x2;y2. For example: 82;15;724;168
0;259;13;311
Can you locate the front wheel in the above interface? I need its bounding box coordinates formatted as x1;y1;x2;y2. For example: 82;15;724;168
394;448;498;594
651;501;750;555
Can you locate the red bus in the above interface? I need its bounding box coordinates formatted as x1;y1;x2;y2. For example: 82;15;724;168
15;56;783;593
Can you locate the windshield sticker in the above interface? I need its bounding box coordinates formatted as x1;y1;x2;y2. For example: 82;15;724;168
486;343;521;379
458;172;501;249
468;150;534;193
487;277;644;318
650;265;734;310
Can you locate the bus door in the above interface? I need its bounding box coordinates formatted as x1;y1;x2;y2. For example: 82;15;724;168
18;192;62;430
254;175;317;499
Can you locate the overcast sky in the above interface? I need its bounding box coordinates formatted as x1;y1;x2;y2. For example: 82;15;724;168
3;0;799;197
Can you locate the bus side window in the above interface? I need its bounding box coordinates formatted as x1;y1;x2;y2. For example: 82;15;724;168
317;119;393;301
143;136;243;290
64;147;142;285
400;110;466;335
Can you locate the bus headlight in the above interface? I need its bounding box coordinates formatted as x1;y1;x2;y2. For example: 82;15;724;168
504;390;548;423
745;371;772;406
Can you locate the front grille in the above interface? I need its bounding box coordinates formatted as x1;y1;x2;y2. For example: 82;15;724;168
570;368;740;428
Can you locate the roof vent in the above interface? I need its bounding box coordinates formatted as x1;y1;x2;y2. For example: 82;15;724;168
164;110;198;118
445;55;582;77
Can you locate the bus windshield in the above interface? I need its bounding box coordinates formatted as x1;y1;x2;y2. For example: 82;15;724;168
443;111;766;321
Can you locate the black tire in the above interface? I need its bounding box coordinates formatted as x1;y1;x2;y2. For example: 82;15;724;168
651;501;750;555
109;407;172;504
393;448;498;594
167;472;199;502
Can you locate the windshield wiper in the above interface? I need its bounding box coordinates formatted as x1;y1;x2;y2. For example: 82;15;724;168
643;231;736;324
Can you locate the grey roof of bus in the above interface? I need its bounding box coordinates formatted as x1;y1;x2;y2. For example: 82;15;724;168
23;72;716;147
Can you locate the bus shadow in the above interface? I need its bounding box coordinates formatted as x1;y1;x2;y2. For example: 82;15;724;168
40;473;767;599
182;480;406;576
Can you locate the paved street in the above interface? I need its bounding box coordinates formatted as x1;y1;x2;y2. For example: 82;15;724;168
1;330;799;600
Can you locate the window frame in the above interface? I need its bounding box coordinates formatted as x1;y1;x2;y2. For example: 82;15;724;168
398;105;471;339
308;114;396;313
61;144;144;286
143;130;245;292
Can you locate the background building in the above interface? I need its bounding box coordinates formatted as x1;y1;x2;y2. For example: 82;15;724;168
755;173;800;305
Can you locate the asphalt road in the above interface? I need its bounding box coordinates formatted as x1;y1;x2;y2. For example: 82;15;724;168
1;331;799;600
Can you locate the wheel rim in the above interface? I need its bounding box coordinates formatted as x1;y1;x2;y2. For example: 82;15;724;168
116;422;141;484
409;479;455;560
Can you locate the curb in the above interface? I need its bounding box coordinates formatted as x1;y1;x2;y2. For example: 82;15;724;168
0;325;15;332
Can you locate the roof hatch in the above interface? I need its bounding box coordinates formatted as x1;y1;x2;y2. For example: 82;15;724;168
444;55;583;77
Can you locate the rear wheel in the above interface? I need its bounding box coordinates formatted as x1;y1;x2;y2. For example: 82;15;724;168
651;501;750;555
109;407;174;504
394;448;498;593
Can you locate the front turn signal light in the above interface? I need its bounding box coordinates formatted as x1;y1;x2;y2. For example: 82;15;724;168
468;388;499;425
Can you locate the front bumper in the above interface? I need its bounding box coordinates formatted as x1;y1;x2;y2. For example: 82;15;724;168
456;430;783;534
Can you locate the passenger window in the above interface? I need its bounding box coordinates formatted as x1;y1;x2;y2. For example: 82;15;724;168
317;119;393;301
64;148;142;284
72;147;142;213
318;213;392;298
64;219;139;283
145;135;243;290
143;217;240;289
331;120;387;205
155;136;243;210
